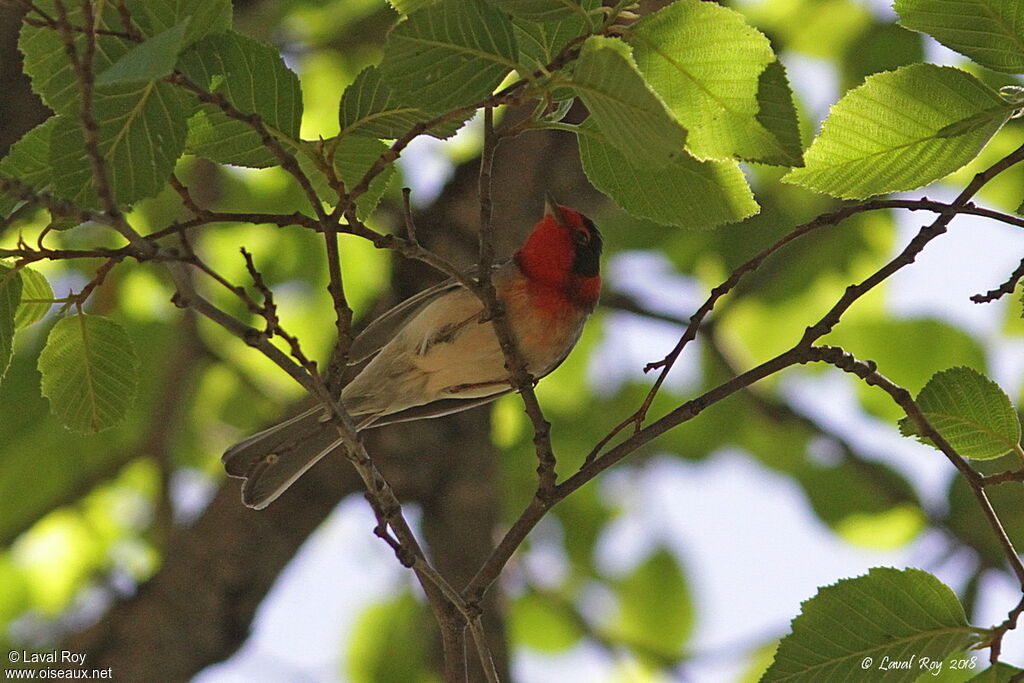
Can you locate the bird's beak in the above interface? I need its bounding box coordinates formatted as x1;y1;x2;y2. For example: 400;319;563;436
544;193;561;222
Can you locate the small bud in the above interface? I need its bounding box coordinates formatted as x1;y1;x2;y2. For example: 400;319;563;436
999;85;1024;118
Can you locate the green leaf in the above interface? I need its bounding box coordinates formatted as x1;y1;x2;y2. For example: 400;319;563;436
745;0;872;61
179;31;304;168
338;65;467;140
570;36;687;167
840;20;924;93
346;592;431;683
333;138;396;221
763;567;978;682
627;0;797;165
513;0;597;72
934;105;1017;139
378;0;518;113
895;0;1024;74
485;0;590;23
96;20;192;86
509;592;583;652
50;82;188;208
18;1;130;115
969;663;1024;682
0;117;59;218
578;122;758;230
755;61;804;166
0;323;174;546
898;367;1021;460
610;548;692;661
14;267;53;330
385;0;437;14
945;470;1024;568
124;0;232;47
797;460;922;549
300;137;396;220
784;65;1011;199
0;265;22;383
38;314;139;434
825;318;987;422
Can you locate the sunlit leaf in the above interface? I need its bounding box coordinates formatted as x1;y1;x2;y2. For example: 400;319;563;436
763;568;978;682
0;556;29;621
38;314;139;434
784;65;1011;198
0;324;174;546
899;366;1021;460
570;36;687;167
485;0;590;23
628;0;798;165
744;0;872;60
895;0;1024;74
578;121;757;229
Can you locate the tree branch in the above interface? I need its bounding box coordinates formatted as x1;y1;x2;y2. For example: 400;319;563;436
971;255;1024;304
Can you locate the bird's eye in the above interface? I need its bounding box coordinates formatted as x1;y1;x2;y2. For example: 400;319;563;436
572;230;589;245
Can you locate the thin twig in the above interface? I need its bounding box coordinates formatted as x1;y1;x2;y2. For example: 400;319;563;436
166;72;331;227
53;0;151;254
334;29;595;224
239;248;319;376
165;262;322;399
982;470;1024;486
804;345;1024;592
986;592;1024;664
583;201;880;464
469;144;1024;608
971;256;1024;304
322;214;353;392
476;108;557;501
401;187;419;244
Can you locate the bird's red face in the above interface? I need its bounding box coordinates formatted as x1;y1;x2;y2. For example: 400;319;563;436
514;201;602;310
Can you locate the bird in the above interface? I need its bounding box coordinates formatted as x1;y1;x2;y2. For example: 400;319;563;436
222;197;602;509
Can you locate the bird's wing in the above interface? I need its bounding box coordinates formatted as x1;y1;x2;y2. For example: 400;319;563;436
348;262;505;365
361;389;514;429
348;278;464;364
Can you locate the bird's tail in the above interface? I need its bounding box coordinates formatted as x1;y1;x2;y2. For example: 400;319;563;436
222;407;347;509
